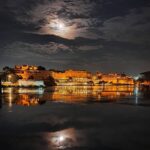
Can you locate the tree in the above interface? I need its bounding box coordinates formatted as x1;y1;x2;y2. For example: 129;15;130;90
3;66;15;73
6;74;19;83
44;76;56;86
28;76;34;80
99;80;107;85
37;66;46;70
3;66;10;72
68;77;73;82
120;73;126;77
0;75;2;108
87;81;94;86
0;73;2;88
0;72;5;108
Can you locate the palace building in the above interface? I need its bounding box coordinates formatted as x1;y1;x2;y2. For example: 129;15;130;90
2;65;135;86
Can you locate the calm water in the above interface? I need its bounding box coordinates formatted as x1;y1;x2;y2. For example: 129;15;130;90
0;86;150;150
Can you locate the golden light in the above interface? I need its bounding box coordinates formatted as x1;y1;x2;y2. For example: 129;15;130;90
8;74;12;81
8;75;12;78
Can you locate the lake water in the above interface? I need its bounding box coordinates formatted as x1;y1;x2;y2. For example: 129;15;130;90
0;86;150;150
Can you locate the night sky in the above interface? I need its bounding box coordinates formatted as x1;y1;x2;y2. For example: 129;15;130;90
0;0;150;75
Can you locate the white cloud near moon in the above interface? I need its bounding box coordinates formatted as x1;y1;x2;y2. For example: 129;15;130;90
14;0;101;39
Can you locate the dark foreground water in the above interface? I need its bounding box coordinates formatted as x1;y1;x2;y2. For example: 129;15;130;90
0;86;150;150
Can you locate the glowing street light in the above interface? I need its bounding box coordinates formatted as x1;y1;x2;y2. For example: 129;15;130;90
8;75;12;82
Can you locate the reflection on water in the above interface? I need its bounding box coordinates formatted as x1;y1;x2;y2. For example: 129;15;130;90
1;85;143;107
134;86;139;105
44;128;83;149
51;86;134;103
0;86;150;150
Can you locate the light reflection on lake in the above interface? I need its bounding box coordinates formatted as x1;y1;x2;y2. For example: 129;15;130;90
1;85;146;107
0;86;150;150
44;128;83;149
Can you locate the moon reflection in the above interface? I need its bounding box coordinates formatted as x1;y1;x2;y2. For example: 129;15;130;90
44;128;80;149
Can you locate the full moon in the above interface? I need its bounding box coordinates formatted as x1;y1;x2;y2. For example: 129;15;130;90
50;20;66;31
41;19;76;39
56;22;65;30
59;136;64;142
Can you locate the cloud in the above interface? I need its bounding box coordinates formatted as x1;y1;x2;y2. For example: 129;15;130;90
1;35;106;58
0;0;150;74
32;0;101;39
3;0;150;42
1;0;150;42
100;7;150;45
20;0;150;44
2;0;102;39
3;41;73;57
78;45;103;51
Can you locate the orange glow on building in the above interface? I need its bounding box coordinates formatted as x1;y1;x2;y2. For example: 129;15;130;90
100;74;134;85
51;70;92;80
15;65;38;71
10;65;135;86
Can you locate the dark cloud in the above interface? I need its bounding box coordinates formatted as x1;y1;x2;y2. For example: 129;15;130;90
100;7;150;45
0;0;150;74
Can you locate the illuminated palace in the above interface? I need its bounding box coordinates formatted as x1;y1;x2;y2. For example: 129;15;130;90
9;65;134;86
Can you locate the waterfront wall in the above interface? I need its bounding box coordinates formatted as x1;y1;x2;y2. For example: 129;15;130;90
2;80;45;87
